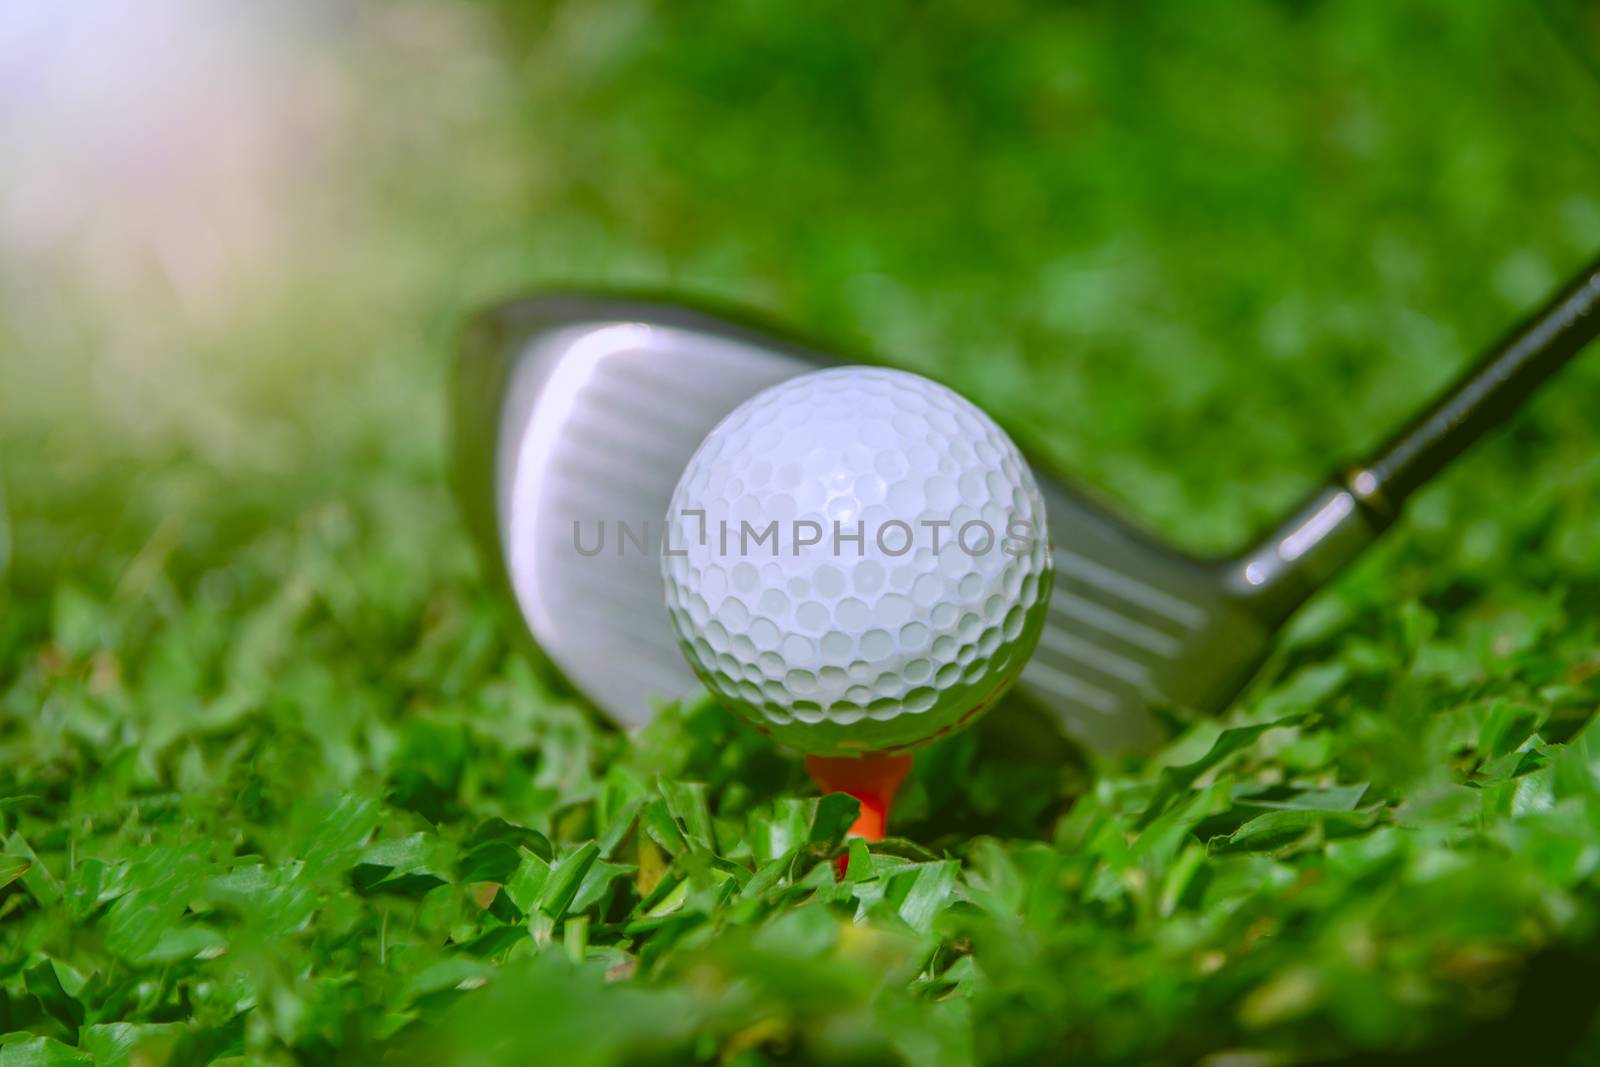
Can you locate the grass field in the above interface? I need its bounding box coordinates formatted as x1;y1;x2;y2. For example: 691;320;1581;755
4;2;1600;1063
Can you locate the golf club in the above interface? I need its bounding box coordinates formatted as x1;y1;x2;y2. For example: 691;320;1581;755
454;255;1600;752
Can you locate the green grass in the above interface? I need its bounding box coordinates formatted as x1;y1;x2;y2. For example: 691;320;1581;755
4;2;1600;1063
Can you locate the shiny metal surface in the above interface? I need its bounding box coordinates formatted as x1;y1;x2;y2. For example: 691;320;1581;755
456;304;803;728
1222;483;1387;620
453;296;1384;752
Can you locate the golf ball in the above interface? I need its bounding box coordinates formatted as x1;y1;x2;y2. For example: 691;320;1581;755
661;366;1052;756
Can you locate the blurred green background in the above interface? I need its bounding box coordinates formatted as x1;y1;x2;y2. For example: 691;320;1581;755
4;2;1600;1064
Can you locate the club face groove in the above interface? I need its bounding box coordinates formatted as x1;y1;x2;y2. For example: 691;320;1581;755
454;295;1302;751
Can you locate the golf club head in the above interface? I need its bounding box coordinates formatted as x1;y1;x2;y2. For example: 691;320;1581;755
454;295;1383;752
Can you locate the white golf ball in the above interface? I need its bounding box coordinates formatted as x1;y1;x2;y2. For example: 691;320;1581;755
661;366;1052;756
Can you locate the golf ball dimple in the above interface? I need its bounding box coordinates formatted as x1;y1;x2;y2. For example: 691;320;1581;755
662;366;1052;756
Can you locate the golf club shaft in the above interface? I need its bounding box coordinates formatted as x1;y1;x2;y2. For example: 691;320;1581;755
1238;252;1600;621
1355;253;1600;509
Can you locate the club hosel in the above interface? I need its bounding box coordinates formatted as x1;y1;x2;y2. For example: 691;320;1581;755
1222;471;1395;621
